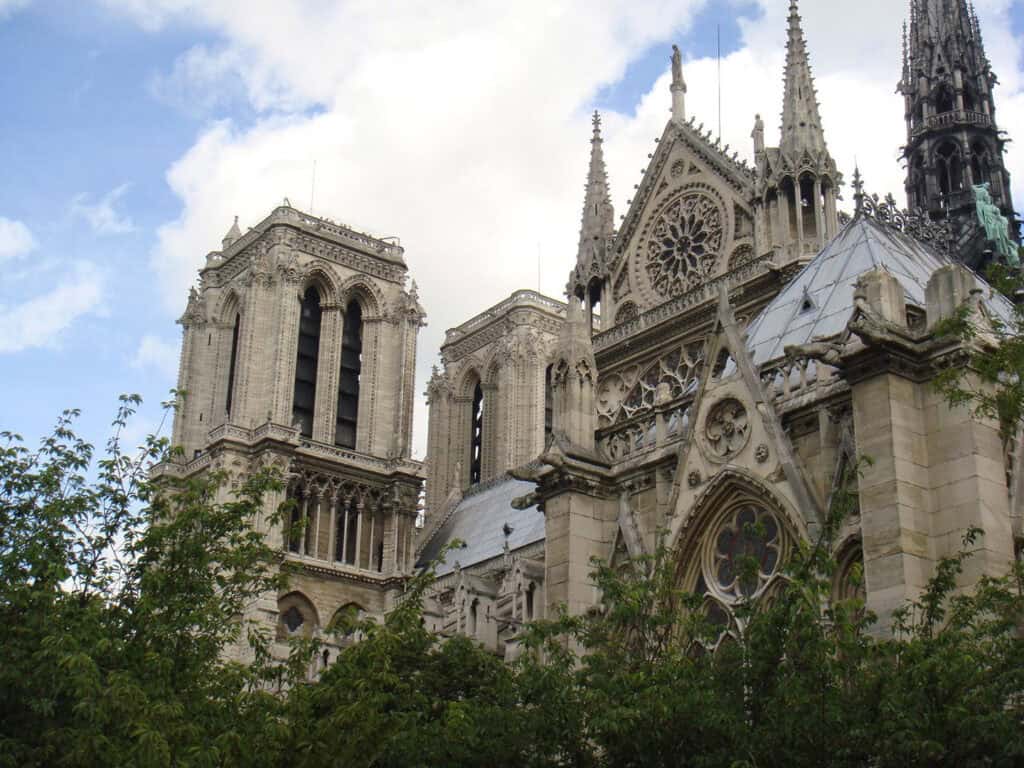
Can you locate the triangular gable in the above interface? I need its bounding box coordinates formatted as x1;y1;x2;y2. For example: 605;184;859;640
667;285;822;552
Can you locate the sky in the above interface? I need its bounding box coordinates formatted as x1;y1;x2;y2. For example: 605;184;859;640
1;0;1023;461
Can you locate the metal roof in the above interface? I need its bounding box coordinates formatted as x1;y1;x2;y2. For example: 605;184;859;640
745;215;1011;366
417;476;545;576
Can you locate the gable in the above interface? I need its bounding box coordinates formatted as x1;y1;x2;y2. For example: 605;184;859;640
611;120;757;316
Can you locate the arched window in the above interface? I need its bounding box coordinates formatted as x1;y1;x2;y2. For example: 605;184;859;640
587;278;602;334
544;364;553;444
470;381;484;485
936;143;963;197
336;300;363;449
225;312;240;416
293;287;323;438
468;598;479;637
971;142;992;189
799;174;817;238
935;84;956;114
276;591;319;641
525;582;536;620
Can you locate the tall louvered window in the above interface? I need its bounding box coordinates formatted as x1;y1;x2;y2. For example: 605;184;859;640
292;287;322;438
225;313;240;416
544;364;553;444
470;381;484;485
335;300;363;449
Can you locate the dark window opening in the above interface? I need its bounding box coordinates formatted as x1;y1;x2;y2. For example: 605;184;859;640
292;287;322;438
935;84;956;114
336;300;363;449
936;143;964;197
282;606;304;633
225;313;241;416
376;541;384;573
288;493;303;554
544;364;554;444
470;381;484;485
525;582;536;620
587;278;602;334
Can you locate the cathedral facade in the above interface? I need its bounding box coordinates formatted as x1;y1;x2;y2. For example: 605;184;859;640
162;0;1021;663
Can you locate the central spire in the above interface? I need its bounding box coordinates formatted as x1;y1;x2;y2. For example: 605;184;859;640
780;0;828;159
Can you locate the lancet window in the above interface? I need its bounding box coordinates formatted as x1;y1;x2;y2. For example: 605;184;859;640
336;299;363;449
936;142;964;197
470;381;484;485
225;312;240;416
293;287;323;438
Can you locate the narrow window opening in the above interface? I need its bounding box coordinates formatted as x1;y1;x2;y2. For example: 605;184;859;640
292;287;322;438
336;300;363;449
470;381;484;485
225;312;240;416
544;365;554;444
587;278;602;334
376;541;384;573
525;582;535;620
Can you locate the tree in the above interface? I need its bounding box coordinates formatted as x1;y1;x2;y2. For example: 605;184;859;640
0;396;291;768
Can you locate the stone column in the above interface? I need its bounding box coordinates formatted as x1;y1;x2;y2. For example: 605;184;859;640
315;304;343;444
813;178;824;248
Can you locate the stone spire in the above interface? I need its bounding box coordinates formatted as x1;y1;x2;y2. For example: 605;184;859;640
576;112;615;265
900;0;1017;268
779;0;829;160
568;113;615;316
222;216;241;250
550;297;597;451
670;44;687;122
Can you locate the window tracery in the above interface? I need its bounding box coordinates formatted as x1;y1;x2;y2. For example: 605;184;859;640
692;504;789;649
645;191;724;297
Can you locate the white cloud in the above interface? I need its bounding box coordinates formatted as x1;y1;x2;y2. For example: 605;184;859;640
132;334;181;381
104;0;1024;458
71;184;136;235
0;262;105;353
0;0;31;19
0;217;36;262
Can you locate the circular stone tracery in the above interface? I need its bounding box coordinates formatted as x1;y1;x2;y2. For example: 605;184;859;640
709;505;782;600
705;398;749;460
645;192;724;297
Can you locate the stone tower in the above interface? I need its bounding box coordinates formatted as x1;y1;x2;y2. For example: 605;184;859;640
162;204;425;665
754;0;841;263
899;0;1018;267
567;112;616;333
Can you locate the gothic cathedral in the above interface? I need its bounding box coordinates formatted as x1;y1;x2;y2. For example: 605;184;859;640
162;0;1020;663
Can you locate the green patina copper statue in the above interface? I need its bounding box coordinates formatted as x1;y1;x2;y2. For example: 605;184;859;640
973;183;1019;267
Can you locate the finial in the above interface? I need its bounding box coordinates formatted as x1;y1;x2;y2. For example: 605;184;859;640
853;165;865;214
592;110;602;137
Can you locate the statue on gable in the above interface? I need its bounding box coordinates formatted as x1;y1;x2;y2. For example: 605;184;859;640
973;183;1019;267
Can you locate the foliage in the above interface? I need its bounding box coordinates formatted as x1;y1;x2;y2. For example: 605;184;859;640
933;264;1024;442
2;399;1023;767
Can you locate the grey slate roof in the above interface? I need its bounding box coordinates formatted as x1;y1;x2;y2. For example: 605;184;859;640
417;476;544;577
744;215;1011;366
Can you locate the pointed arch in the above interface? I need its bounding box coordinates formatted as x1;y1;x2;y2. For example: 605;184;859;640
670;468;806;581
300;266;342;308
339;275;386;320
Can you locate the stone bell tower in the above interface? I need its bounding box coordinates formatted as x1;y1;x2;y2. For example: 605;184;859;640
899;0;1018;267
162;204;425;664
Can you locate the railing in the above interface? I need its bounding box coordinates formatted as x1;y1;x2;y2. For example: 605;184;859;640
912;110;992;138
445;290;567;341
594;253;773;352
219;205;404;263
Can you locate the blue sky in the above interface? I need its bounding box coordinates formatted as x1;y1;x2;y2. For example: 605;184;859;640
1;0;1022;458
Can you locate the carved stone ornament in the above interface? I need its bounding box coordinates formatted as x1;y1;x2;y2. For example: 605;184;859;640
645;191;724;297
704;398;750;460
755;443;769;464
688;470;702;488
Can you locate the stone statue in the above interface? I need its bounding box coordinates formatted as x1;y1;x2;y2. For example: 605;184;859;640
671;45;683;87
973;183;1019;267
751;113;765;156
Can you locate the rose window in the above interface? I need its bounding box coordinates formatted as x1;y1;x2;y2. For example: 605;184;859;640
709;506;782;600
645;192;724;297
705;398;749;459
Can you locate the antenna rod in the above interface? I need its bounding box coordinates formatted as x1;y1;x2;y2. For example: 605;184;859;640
537;242;542;293
717;24;722;140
